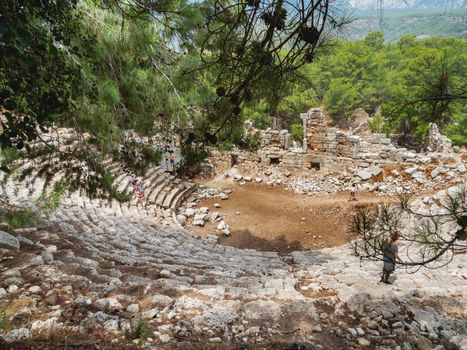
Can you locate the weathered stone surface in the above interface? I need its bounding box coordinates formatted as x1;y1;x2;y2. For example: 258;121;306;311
3;328;32;342
243;301;281;322
95;298;122;312
176;215;186;226
142;308;159;320
0;230;20;249
356;170;372;181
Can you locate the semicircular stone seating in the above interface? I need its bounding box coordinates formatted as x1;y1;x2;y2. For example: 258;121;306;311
0;156;196;227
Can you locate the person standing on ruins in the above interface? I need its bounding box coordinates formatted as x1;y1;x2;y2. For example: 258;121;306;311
168;150;175;172
380;231;404;284
349;183;358;201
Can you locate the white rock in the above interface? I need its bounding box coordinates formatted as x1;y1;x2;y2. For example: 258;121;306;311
347;328;357;337
0;230;20;249
367;166;383;176
199;207;209;214
185;208;195;217
220;193;229;200
357;170;372;181
159;334;171;343
176;215;186;226
126;304;139;314
160;270;171;278
213;203;221;208
28;286;42;294
142;308;159;320
103;319;119;332
210;212;220;221
95;297;122;312
29;255;43;266
357;337;370;347
431;167;443;178
3;328;32;342
31;317;60;332
144;294;173;308
46;245;58;253
255;177;263;183
0;287;6;296
217;221;226;230
41;251;54;264
8;285;18;293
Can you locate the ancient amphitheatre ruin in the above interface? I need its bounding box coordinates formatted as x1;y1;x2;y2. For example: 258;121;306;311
0;107;466;349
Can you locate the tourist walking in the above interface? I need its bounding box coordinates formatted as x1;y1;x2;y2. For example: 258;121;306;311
380;231;404;284
129;174;138;189
136;183;145;205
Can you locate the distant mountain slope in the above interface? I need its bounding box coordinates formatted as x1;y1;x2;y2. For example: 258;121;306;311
344;0;465;9
343;8;466;41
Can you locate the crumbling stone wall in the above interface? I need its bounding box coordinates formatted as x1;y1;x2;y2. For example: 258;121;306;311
428;122;452;153
301;108;326;153
234;109;456;173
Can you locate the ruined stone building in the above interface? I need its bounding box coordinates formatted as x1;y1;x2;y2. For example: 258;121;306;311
240;107;453;172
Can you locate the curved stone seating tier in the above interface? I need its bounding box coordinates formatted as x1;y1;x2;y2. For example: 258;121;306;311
0;159;196;226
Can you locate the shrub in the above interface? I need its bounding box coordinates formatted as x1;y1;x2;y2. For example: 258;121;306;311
0;208;39;229
241;133;262;152
124;320;149;341
0;303;9;331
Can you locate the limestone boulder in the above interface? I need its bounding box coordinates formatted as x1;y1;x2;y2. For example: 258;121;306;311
0;230;20;249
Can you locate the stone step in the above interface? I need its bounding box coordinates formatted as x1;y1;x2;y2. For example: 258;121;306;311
107;162;121;174
170;183;197;210
162;187;182;209
145;173;169;198
114;173;130;192
148;178;170;204
142;166;164;184
155;184;174;207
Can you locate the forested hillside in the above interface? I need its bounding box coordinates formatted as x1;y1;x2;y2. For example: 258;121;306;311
247;33;466;146
348;9;467;41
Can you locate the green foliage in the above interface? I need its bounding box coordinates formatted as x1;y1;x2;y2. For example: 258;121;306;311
295;35;466;145
368;108;385;133
242;101;272;130
241;133;262;152
112;140;162;177
0;208;39;229
37;181;69;213
289;123;304;142
0;147;20;174
0;0;89;149
0;303;9;331
124;320;150;341
180;145;208;170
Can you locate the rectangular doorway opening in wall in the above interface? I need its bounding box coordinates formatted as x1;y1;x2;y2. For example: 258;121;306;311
270;157;280;165
311;162;321;170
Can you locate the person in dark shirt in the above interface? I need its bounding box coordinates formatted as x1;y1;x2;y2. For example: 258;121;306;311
380;231;404;284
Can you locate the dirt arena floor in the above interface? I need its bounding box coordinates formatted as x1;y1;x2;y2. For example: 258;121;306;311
190;179;394;254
